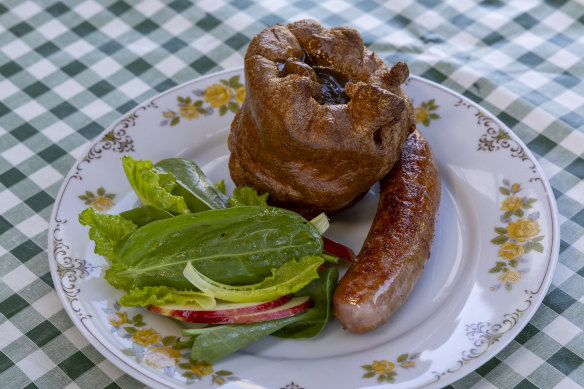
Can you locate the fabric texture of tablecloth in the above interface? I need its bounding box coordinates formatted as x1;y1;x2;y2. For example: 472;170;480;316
0;0;583;388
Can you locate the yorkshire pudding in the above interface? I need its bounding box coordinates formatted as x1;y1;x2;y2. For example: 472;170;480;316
228;19;415;218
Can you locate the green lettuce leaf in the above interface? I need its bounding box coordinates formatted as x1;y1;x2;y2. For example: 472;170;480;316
185;313;304;363
214;179;226;194
78;207;137;259
120;205;175;227
119;285;215;309
228;186;269;207
273;267;338;338
183;256;324;302
154;158;229;212
105;206;323;291
122;156;189;214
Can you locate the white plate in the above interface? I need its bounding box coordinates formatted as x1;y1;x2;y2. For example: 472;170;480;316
48;68;559;389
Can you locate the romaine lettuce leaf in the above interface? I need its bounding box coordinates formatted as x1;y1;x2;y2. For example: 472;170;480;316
119;205;175;227
228;186;269;207
183;256;323;302
185;313;304;363
119;285;216;309
273;267;338;338
154;158;229;212
78;207;137;259
122;156;189;214
105;206;323;291
214;179;226;195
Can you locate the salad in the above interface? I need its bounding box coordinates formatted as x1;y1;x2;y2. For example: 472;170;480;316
79;156;350;363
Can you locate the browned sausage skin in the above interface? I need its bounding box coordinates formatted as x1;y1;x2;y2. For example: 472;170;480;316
332;130;441;333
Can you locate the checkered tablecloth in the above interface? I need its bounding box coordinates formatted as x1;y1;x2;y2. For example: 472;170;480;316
0;0;582;388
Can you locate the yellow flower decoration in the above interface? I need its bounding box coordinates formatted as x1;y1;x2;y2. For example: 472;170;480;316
500;196;522;211
498;270;522;284
401;361;416;368
415;106;430;124
234;86;246;104
372;360;395;374
79;187;115;210
191;360;213;376
91;196;115;211
507;219;541;242
414;99;439;126
144;346;182;369
204;84;233;107
133;328;162;347
180;104;199;120
498;241;525;260
107;311;128;327
163;110;176;118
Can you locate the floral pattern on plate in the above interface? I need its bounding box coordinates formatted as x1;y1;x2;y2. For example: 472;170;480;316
490;180;544;291
361;353;420;383
105;302;239;385
162;75;245;125
415;98;440;126
78;187;116;211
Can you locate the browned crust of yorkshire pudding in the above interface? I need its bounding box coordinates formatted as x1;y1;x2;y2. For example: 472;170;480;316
228;19;415;218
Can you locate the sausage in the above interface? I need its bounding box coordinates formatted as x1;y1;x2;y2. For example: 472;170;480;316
332;130;440;333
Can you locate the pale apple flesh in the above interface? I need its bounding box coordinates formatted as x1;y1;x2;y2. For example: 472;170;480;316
221;296;313;323
150;295;313;324
148;294;292;321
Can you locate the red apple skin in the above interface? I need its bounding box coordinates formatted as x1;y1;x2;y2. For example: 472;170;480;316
323;236;355;262
173;296;313;324
148;294;292;321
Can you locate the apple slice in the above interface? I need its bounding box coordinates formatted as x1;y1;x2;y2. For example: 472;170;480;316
197;296;312;324
148;294;292;321
323;236;355;262
173;296;312;324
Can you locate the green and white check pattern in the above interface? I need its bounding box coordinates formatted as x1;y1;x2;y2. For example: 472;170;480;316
0;0;582;388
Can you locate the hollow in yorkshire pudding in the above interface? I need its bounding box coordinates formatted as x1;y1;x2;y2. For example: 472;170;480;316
228;19;415;218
